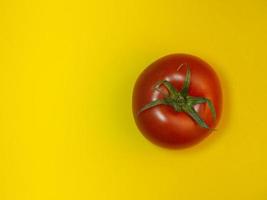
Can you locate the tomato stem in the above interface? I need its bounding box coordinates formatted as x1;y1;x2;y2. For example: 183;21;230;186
138;64;216;129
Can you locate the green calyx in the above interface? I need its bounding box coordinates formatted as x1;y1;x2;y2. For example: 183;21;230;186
138;64;216;129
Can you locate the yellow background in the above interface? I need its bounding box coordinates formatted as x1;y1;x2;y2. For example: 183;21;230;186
0;0;267;199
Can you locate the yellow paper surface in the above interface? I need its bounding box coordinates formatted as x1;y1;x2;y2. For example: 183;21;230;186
0;0;267;199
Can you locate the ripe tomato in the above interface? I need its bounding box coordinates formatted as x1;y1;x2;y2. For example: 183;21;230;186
132;54;222;148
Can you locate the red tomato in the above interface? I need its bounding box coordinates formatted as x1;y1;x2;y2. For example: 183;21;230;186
132;54;222;148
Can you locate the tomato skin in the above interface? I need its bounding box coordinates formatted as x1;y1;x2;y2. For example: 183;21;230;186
132;54;222;148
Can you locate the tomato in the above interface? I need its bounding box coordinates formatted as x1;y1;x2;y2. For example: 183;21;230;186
132;54;222;148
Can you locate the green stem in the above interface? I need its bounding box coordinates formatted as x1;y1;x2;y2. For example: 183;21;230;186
138;64;217;129
137;99;167;115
